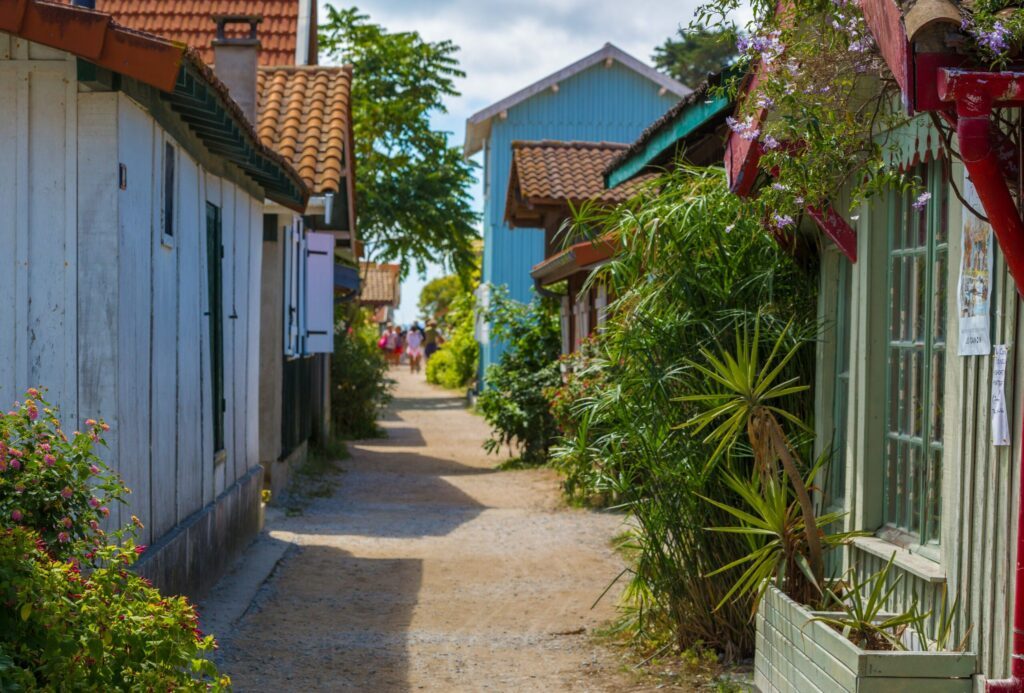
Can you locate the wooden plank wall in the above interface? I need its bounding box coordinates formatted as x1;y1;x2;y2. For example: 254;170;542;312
838;157;1021;680
0;44;78;426
0;37;264;561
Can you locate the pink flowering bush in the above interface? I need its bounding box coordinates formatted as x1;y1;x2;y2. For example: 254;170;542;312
0;389;126;557
0;389;230;689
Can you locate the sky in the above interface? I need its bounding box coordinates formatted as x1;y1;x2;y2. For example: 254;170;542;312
325;1;723;325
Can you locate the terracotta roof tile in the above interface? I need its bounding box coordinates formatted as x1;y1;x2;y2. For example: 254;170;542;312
256;65;352;194
88;0;311;65
359;262;401;306
508;140;650;209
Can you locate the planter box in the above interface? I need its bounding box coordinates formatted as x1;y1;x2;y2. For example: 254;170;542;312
755;584;976;692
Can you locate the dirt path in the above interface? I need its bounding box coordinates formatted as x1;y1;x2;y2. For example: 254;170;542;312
215;368;660;692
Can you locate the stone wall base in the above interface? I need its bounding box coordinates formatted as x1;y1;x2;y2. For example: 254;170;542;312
134;465;264;601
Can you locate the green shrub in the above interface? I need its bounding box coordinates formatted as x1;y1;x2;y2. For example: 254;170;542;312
478;287;561;465
551;167;817;659
331;309;393;439
0;391;228;689
426;292;479;389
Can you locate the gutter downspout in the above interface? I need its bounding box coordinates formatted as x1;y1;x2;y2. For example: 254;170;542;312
937;67;1024;692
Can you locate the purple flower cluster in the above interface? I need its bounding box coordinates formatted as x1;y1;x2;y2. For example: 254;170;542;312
974;21;1011;55
771;212;795;230
737;32;785;64
913;192;931;210
726;115;760;142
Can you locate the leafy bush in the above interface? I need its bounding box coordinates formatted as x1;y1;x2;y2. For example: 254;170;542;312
0;390;126;557
0;392;228;689
551;167;817;659
477;287;561;465
425;292;479;389
331;307;393;439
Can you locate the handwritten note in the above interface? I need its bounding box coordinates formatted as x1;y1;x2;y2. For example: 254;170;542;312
993;344;1010;446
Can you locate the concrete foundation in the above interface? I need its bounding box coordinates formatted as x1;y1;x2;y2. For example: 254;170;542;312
134;465;264;601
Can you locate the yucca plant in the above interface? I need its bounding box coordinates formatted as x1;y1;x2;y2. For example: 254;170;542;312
682;316;830;599
702;462;859;609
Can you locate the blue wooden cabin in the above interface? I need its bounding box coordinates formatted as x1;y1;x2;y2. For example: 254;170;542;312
464;43;689;382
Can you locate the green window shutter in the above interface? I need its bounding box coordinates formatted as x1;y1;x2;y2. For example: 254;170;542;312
206;202;225;455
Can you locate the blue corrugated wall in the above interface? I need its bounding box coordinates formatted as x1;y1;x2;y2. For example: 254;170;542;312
479;61;681;381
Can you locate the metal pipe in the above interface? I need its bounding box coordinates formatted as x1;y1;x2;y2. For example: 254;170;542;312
937;67;1024;692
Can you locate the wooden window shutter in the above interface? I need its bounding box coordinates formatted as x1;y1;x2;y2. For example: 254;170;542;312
303;231;336;354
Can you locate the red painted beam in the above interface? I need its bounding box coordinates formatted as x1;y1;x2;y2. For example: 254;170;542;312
806;205;857;262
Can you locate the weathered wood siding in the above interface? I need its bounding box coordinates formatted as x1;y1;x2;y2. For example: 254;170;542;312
0;41;79;425
0;37;263;556
822;150;1021;680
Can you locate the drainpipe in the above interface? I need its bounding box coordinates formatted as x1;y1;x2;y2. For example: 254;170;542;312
937;67;1024;692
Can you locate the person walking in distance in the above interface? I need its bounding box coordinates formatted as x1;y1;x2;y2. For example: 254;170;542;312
424;320;444;362
406;322;425;374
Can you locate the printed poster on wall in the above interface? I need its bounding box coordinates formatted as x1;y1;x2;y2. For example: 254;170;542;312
958;173;993;356
992;345;1010;446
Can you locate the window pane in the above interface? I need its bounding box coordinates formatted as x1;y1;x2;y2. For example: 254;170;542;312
933;255;947;343
911;348;924;437
912;254;926;341
909;445;923;534
927;447;942;543
890;258;903;341
931;351;945;443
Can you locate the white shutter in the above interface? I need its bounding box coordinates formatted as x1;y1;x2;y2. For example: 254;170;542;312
474;284;490;345
303;231;335;354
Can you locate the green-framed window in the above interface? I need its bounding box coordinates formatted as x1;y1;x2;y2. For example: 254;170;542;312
883;160;948;549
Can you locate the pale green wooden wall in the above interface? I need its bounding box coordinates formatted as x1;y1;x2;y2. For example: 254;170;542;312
818;147;1021;680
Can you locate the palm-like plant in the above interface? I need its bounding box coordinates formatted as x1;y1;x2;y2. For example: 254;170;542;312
682;316;828;597
702;464;854;609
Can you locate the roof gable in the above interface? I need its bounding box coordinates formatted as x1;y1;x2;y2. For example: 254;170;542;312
464;43;691;156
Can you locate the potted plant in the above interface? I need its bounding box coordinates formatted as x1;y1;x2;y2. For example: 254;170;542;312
684;319;976;692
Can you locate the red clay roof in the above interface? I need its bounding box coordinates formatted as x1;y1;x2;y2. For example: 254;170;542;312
88;0;315;66
505;141;651;226
0;0;308;210
257;65;352;195
359;262;401;307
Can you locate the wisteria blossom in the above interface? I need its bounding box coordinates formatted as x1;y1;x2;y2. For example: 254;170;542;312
913;192;932;210
726;115;760;142
974;21;1010;55
771;213;795;229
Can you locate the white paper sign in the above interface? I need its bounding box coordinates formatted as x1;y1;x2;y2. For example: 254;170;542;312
958;174;993;356
992;344;1010;447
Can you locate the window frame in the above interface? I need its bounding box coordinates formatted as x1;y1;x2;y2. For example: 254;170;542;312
206;202;226;460
880;160;948;558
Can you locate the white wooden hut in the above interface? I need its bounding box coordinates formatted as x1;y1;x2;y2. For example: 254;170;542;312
0;0;309;598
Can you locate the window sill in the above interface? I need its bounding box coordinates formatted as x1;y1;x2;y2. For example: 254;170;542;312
851;536;946;584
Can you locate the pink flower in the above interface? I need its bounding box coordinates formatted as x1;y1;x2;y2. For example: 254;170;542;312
85;419;96;427
11;510;22;522
61;517;73;529
101;423;110;432
99;507;110;518
134;545;146;555
57;532;70;543
9;460;20;471
39;443;50;452
88;464;100;475
89;520;99;531
26;388;39;398
27;407;38;421
60;486;73;499
88;497;100;508
44;455;56;467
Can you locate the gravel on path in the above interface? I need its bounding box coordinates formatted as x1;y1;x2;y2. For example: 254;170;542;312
213;368;668;692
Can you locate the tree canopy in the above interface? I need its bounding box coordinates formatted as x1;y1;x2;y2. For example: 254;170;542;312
319;7;480;279
652;27;737;87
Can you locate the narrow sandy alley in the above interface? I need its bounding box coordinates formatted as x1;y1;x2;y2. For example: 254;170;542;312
216;369;659;692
